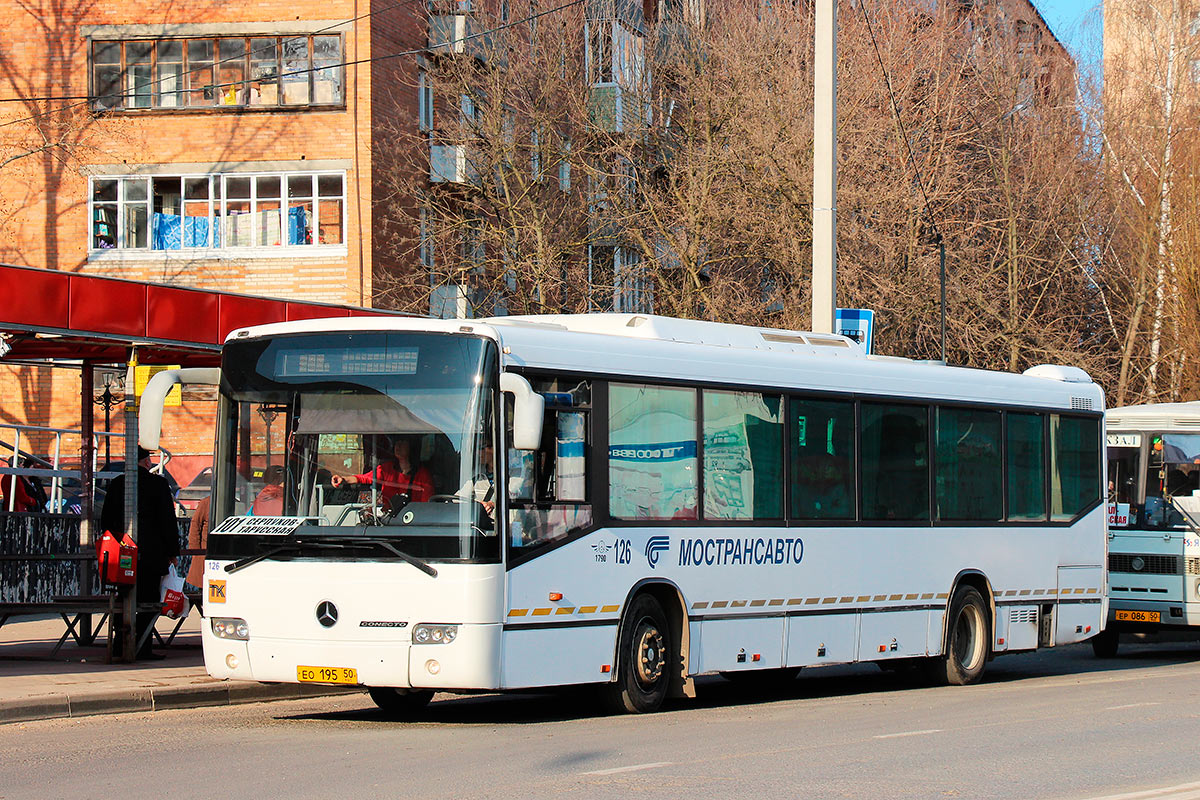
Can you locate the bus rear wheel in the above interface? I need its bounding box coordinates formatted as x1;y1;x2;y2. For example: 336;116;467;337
605;594;671;714
932;585;989;686
368;687;434;717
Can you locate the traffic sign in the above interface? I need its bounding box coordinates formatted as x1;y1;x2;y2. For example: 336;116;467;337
835;308;875;354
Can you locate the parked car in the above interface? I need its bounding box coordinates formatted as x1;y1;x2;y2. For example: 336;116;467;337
177;466;213;513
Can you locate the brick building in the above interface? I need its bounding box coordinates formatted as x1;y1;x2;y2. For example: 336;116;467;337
0;0;426;481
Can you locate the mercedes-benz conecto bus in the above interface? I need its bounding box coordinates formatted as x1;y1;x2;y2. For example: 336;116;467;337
199;314;1106;714
1096;402;1200;656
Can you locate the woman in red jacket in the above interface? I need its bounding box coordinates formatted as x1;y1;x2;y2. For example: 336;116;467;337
331;436;433;508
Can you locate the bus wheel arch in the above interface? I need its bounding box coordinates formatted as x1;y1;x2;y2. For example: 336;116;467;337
606;580;692;712
933;572;994;686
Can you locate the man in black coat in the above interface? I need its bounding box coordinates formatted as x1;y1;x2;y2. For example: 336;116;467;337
100;446;180;659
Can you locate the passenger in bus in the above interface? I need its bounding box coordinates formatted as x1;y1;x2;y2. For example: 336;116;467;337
330;435;434;507
251;465;285;516
457;441;496;517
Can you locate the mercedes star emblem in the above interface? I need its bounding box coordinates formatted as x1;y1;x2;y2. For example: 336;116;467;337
316;600;339;627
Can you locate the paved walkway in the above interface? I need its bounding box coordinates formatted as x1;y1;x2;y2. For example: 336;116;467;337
0;613;359;724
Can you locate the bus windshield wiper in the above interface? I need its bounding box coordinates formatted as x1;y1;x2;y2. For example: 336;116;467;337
225;540;302;574
350;537;438;578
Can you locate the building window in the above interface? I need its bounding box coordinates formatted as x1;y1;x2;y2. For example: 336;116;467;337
90;34;344;112
587;20;614;84
89;172;345;251
418;71;434;131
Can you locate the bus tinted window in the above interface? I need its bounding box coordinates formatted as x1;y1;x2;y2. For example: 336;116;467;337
1008;412;1047;521
609;383;698;520
935;407;1002;521
1051;415;1101;521
702;390;783;520
790;398;855;520
862;403;929;521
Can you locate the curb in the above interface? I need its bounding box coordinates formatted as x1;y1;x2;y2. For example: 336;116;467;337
0;682;363;725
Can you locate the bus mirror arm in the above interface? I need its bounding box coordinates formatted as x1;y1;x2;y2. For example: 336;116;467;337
139;368;222;451
500;372;545;451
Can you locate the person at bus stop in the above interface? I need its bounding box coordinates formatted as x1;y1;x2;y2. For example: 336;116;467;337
331;435;433;508
99;446;181;660
185;494;211;595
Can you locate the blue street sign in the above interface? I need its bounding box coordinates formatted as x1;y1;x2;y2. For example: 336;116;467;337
835;308;875;354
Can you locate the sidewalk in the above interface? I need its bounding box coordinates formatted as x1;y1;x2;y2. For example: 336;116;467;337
0;613;360;724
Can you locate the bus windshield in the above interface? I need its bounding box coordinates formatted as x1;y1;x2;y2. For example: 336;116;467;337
211;331;499;563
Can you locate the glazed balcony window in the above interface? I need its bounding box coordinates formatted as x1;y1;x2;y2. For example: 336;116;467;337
90;34;344;112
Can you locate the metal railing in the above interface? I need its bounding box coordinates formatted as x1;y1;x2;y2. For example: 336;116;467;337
0;422;155;513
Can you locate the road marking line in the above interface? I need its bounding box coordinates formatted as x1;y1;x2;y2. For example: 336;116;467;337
582;762;673;776
1103;702;1162;711
873;729;943;739
1078;781;1200;800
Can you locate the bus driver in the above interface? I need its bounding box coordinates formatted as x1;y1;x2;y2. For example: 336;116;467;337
331;435;434;508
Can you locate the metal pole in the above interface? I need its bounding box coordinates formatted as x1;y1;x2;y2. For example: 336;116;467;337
939;236;947;363
811;0;838;334
122;349;139;662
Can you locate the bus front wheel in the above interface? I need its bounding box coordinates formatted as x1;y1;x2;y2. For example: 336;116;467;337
1090;628;1119;658
605;594;671;714
368;687;434;717
933;585;990;686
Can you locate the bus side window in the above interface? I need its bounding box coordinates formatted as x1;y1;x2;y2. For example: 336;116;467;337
508;378;593;550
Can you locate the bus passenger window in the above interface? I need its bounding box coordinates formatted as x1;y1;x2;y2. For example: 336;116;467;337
1050;415;1101;521
1007;412;1047;522
609;383;698;520
790;398;855;520
935;407;1001;522
703;390;782;520
861;403;929;521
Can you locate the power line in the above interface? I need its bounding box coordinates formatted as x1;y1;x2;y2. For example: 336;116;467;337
858;0;949;362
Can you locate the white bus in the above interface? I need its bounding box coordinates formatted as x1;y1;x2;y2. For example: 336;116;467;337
199;314;1106;714
1096;402;1200;656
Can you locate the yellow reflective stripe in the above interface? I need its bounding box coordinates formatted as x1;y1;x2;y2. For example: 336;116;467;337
508;609;528;617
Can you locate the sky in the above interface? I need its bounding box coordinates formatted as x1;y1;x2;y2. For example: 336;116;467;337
1033;0;1104;71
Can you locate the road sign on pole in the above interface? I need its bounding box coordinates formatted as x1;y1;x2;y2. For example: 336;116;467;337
835;308;874;354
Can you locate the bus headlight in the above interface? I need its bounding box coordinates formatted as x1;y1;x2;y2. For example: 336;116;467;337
413;624;458;644
212;618;250;640
1194;578;1200;600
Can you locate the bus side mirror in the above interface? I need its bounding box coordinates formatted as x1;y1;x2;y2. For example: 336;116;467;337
500;372;545;450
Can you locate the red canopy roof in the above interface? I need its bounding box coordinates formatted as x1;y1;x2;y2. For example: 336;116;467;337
0;264;403;366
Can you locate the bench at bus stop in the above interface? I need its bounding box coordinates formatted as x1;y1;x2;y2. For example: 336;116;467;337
0;590;202;662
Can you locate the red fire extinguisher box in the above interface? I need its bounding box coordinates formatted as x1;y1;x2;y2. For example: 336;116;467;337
96;531;137;585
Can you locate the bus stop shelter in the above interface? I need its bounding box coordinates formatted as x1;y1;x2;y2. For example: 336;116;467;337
0;263;402;659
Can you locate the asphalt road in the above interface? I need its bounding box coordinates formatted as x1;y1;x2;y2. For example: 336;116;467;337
4;640;1200;800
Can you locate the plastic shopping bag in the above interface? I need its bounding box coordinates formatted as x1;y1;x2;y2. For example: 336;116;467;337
160;564;190;620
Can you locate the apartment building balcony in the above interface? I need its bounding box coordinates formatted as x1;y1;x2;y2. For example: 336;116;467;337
430;142;480;186
428;14;493;62
589;85;650;133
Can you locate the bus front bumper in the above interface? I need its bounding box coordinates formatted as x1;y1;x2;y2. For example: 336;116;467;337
202;623;502;690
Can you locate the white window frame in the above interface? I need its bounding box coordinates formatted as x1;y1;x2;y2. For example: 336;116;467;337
418;71;434;131
87;170;348;258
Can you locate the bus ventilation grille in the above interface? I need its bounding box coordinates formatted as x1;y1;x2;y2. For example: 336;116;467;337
1188;557;1200;575
1070;397;1094;410
1109;553;1178;575
1009;608;1038;625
